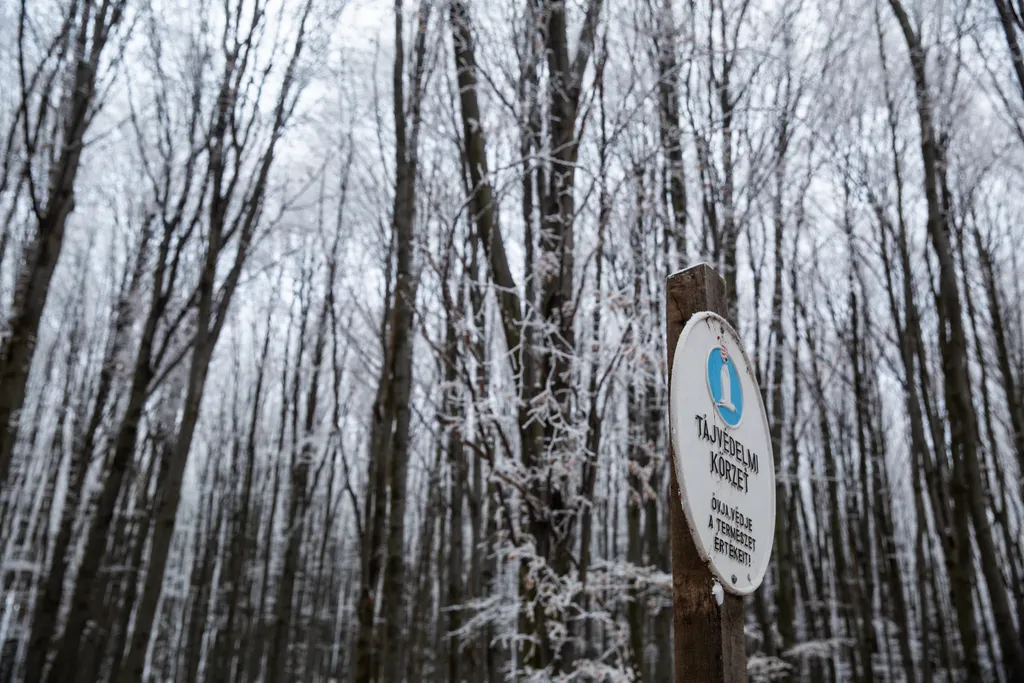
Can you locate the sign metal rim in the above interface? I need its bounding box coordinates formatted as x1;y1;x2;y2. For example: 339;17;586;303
669;310;776;596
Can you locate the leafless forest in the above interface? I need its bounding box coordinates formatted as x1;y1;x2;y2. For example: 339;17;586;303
1;0;1023;681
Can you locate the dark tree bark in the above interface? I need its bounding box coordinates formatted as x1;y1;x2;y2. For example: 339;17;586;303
114;6;315;680
993;0;1024;100
973;228;1024;504
182;453;224;683
266;262;326;683
767;46;796;669
652;0;687;267
354;4;429;681
0;0;128;491
379;4;429;679
888;2;1024;677
208;304;275;683
625;163;652;682
452;0;603;671
23;222;150;683
441;260;466;683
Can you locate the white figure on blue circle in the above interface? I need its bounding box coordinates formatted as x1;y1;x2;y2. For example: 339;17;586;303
707;344;743;427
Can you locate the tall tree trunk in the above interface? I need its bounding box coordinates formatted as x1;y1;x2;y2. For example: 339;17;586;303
115;10;314;676
182;454;224;683
266;270;328;683
100;441;162;683
378;3;429;681
973;229;1024;502
626;379;647;682
407;444;443;683
354;304;391;683
768;70;795;668
845;223;879;682
443;283;465;683
868;388;918;683
246;349;291;683
887;3;1024;676
993;0;1024;101
48;220;178;683
208;308;275;683
0;0;127;491
653;0;687;267
804;303;860;678
23;225;149;683
626;166;650;683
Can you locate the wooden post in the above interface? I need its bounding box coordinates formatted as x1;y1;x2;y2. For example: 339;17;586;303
666;263;747;682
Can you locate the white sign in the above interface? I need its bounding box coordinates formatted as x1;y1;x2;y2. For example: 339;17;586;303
669;311;775;595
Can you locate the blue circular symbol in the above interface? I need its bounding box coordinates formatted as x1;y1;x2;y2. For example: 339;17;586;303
707;347;743;427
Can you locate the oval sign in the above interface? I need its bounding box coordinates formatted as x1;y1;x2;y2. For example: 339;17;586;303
669;311;775;595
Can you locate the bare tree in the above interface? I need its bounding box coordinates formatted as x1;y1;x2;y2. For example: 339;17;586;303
887;1;1024;678
1;2;1023;683
0;0;129;495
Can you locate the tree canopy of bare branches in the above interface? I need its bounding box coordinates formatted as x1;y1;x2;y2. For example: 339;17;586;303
1;0;1024;682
